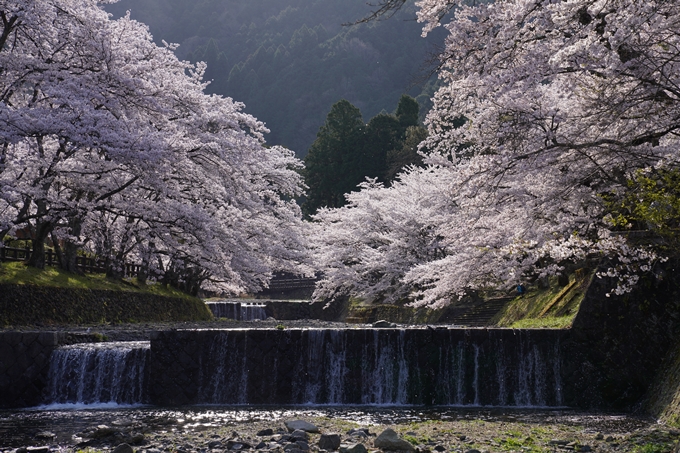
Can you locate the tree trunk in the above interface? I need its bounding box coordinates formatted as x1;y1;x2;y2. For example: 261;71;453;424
27;221;52;269
57;217;83;274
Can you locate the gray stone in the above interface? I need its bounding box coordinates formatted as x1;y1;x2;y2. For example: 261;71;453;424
208;441;223;449
340;444;368;453
255;442;267;450
464;450;480;453
319;434;342;451
291;430;309;441
296;441;310;451
35;432;56;440
283;445;302;453
373;320;394;328
285;421;319;434
548;440;568;446
228;441;253;450
434;446;446;452
26;448;49;453
113;443;134;453
605;437;614;442
594;434;604;441
458;436;466;442
579;447;592;453
374;429;415;452
258;429;275;437
93;425;116;438
130;433;145;445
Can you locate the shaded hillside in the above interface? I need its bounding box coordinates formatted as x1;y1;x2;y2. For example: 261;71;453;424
106;0;444;156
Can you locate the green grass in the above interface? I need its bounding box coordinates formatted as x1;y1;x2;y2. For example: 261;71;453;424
492;269;593;328
509;316;575;329
0;261;195;300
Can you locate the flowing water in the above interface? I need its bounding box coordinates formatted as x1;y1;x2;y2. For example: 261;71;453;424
45;342;149;406
205;301;268;321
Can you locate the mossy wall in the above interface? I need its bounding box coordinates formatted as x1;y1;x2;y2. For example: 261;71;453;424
0;284;212;326
562;262;680;410
644;338;680;426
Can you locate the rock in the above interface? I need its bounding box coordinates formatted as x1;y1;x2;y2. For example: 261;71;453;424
258;429;275;437
374;429;415;452
113;443;134;453
291;430;309;441
434;446;446;452
340;444;368;453
208;441;223;449
276;434;293;443
605;437;614;442
595;434;604;441
130;433;145;445
35;432;56;440
464;450;480;453
228;440;253;450
15;448;28;453
347;428;371;438
373;320;395;328
548;440;568;446
458;436;466;442
283;444;302;453
92;425;116;439
255;442;267;450
319;434;342;451
26;448;49;453
296;441;310;451
579;446;592;452
285;421;320;434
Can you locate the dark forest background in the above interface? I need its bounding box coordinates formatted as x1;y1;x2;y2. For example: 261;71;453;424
106;0;444;157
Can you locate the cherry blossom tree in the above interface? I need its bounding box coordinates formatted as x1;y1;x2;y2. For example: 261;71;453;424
0;0;308;294
311;0;678;306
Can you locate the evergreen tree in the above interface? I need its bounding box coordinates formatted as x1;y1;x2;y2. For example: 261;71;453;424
395;94;419;133
303;100;365;215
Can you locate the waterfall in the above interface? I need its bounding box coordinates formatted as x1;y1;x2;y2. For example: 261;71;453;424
45;341;149;406
188;328;564;406
206;300;267;321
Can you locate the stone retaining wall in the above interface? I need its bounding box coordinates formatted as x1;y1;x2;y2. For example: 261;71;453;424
264;298;348;322
0;331;60;408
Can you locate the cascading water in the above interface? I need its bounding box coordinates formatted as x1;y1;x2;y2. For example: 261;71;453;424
44;341;149;406
206;300;267;321
186;328;564;406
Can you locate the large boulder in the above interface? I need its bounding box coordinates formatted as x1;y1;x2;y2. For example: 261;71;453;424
374;429;415;452
285;420;320;433
319;434;342;451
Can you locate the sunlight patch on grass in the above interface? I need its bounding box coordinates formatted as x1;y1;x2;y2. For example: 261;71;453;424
0;261;194;300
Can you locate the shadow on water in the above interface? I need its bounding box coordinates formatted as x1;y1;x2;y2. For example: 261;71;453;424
0;406;653;448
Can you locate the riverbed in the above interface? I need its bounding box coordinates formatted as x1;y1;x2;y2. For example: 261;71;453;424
1;406;676;453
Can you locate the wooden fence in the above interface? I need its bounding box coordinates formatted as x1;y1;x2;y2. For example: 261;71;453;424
0;246;142;276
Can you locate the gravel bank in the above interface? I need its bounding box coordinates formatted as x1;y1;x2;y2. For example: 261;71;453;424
1;408;678;453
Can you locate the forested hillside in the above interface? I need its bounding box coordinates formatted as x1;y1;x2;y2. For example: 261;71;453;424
105;0;444;156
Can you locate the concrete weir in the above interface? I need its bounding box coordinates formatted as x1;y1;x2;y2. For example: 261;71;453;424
149;328;566;407
1;270;679;410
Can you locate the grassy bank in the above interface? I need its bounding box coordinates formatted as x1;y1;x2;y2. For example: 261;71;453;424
0;261;193;299
492;269;593;328
0;261;212;326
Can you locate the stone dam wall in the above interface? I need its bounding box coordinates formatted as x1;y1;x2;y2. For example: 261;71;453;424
149;328;566;406
2;263;680;411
